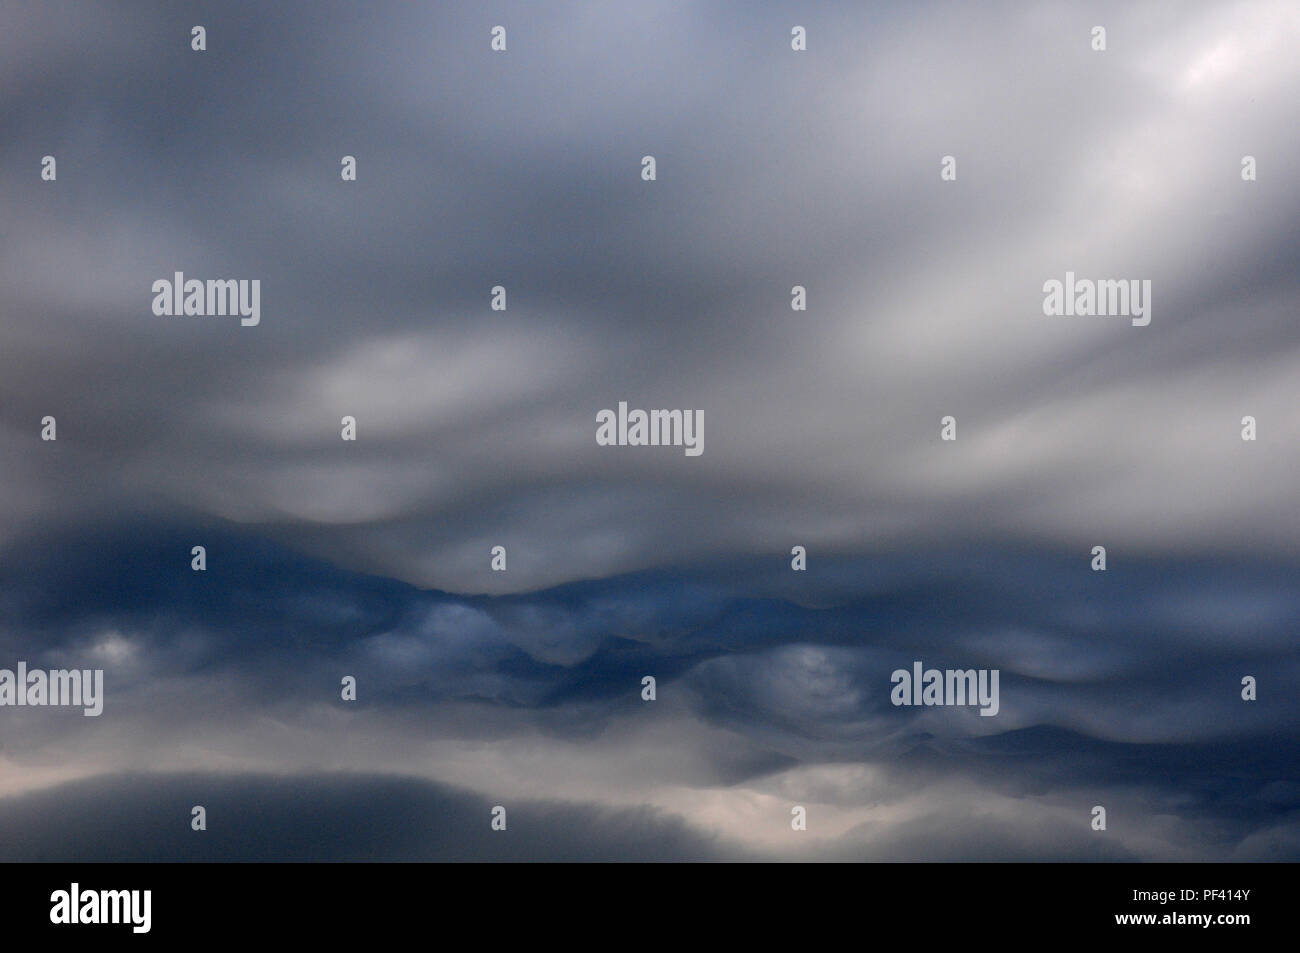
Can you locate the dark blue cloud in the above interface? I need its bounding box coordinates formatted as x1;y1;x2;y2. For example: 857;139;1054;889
2;521;1297;858
0;771;741;862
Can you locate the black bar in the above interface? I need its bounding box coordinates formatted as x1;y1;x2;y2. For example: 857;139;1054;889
7;862;1282;941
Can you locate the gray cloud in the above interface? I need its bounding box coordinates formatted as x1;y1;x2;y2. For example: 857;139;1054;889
0;771;742;862
1;524;1296;859
1;0;1297;861
0;1;1298;591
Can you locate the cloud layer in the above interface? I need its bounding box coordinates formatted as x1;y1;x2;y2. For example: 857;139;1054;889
1;525;1296;860
1;0;1297;860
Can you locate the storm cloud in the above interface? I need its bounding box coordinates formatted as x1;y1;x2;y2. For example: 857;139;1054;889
1;1;1298;860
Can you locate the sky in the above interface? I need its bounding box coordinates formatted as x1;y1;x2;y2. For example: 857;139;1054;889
1;0;1298;861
